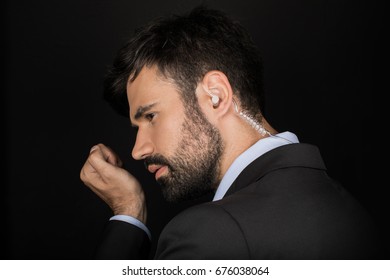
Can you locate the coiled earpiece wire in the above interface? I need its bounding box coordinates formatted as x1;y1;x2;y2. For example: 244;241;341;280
205;87;293;144
232;98;293;144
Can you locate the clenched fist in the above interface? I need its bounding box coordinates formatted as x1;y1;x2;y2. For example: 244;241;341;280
80;143;146;224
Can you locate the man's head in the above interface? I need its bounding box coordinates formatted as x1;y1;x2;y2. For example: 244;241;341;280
127;66;223;202
103;7;267;202
104;6;265;119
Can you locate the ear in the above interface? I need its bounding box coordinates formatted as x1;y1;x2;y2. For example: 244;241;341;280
197;71;234;119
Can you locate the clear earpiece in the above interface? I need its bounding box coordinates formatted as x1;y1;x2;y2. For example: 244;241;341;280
205;88;220;107
211;95;220;106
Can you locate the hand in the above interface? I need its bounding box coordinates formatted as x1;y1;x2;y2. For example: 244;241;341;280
80;143;147;224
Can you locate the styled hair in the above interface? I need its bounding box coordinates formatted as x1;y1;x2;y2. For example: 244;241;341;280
103;6;265;118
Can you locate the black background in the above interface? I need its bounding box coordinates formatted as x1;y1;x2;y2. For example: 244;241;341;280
3;0;386;259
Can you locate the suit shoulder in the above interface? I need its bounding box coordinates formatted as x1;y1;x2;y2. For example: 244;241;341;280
155;203;250;259
164;202;243;237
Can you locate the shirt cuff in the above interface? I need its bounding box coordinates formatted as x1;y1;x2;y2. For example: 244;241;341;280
110;215;152;240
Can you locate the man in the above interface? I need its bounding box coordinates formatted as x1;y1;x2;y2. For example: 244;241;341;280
80;7;378;259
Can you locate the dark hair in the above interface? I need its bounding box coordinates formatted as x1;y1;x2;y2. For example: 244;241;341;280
103;6;265;118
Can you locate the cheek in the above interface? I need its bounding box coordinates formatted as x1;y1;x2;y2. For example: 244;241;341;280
152;116;183;155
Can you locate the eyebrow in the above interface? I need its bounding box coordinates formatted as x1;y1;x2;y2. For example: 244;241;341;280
133;102;158;122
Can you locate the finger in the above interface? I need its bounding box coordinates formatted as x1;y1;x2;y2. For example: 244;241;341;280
102;145;123;167
80;157;101;184
91;144;123;167
88;146;117;176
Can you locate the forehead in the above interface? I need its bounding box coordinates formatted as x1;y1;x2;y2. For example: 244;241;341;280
126;66;181;116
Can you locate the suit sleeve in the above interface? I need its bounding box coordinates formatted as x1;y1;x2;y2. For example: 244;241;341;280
154;204;250;259
95;220;150;259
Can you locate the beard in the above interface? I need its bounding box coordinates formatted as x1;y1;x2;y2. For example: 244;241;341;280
144;106;223;203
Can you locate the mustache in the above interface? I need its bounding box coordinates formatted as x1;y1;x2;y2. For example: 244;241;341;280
144;154;173;170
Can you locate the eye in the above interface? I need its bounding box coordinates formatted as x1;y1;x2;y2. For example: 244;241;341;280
145;112;156;122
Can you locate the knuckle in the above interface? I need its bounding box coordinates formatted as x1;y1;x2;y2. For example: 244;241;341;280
99;166;112;180
80;169;88;182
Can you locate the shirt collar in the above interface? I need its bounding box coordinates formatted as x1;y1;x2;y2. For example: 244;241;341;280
212;131;299;201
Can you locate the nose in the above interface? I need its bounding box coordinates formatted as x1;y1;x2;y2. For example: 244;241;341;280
132;129;154;160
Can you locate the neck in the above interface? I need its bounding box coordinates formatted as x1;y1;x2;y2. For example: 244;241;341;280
217;115;276;183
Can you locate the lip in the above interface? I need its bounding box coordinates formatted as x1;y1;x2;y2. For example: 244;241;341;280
147;164;168;180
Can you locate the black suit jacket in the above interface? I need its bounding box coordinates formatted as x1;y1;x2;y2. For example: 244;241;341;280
95;143;379;259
